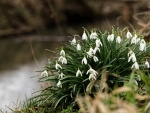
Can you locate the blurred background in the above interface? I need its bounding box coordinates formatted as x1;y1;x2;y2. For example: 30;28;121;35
0;0;150;109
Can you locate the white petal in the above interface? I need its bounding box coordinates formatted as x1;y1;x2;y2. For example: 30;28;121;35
126;31;132;39
77;44;81;51
89;74;96;80
41;70;48;77
82;32;88;40
55;63;62;70
93;56;99;62
116;36;121;43
82;57;87;65
145;61;149;68
57;81;62;88
60;49;65;56
131;36;137;44
71;38;76;45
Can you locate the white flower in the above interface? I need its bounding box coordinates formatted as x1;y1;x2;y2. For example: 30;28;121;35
62;57;67;64
136;38;140;43
126;31;132;39
90;31;97;39
107;34;114;42
96;39;102;47
82;32;88;40
139;39;146;51
145;61;149;68
89;74;96;80
87;47;94;57
76;69;82;77
86;67;98;77
128;52;136;62
55;62;62;70
128;50;133;57
71;38;76;45
82;56;87;65
60;49;65;56
136;75;141;81
59;72;65;78
131;62;139;70
41;70;48;77
77;43;81;51
58;56;67;64
57;81;62;88
94;46;100;54
131;35;137;44
116;36;121;44
93;56;99;62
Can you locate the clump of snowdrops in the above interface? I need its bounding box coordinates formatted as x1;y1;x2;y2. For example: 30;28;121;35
40;27;150;111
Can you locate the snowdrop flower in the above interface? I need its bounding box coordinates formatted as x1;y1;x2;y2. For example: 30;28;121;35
58;56;67;64
89;74;96;80
57;80;62;88
86;66;98;77
128;52;137;62
82;32;88;40
136;38;140;43
55;62;62;70
145;61;149;68
107;34;114;42
128;50;133;57
90;31;97;39
131;34;137;44
126;31;132;39
131;62;139;70
94;46;100;54
96;38;102;47
87;47;94;57
82;56;87;65
77;43;81;51
139;39;146;51
116;36;121;44
62;57;67;64
76;69;82;77
136;75;141;81
93;56;99;62
60;49;65;56
59;72;65;78
41;70;48;77
71;37;76;45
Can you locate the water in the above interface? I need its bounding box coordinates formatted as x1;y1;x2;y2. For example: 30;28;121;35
0;37;62;110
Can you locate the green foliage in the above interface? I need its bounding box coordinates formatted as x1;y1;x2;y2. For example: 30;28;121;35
6;27;150;113
36;27;150;112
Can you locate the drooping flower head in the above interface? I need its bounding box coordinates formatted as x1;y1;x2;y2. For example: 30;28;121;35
81;56;87;65
107;34;114;42
55;62;62;70
41;70;48;77
90;31;97;39
145;61;149;68
126;31;132;39
59;72;65;78
131;62;139;70
71;37;76;45
60;49;65;56
131;34;137;44
76;68;82;77
116;36;121;44
86;66;98;80
96;38;102;47
77;43;81;51
57;80;62;88
139;39;146;51
82;31;88;40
